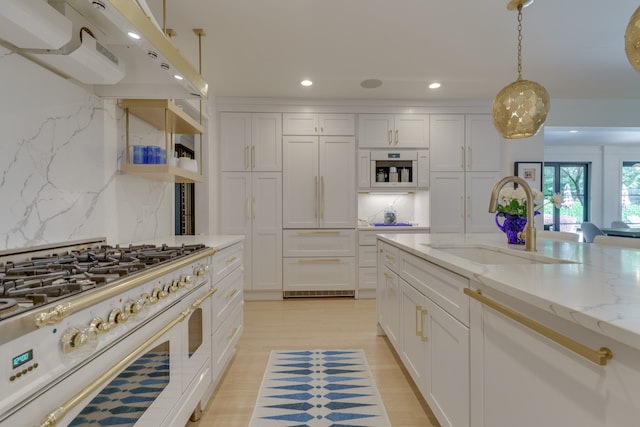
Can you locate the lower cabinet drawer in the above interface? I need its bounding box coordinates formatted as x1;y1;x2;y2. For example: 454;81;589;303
212;300;243;381
211;243;243;284
358;266;377;290
283;257;356;291
283;229;356;257
358;245;377;267
211;266;243;328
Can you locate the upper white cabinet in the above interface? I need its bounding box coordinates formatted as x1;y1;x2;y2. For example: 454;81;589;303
430;114;501;172
429;114;502;233
358;114;429;148
283;113;355;136
283;135;356;228
220;112;282;172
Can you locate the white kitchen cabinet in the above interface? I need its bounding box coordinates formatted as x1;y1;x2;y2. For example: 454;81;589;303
429;115;502;234
283;135;356;229
430;114;501;173
283;113;355;136
469;285;640;427
220;172;282;297
378;239;470;427
357;150;371;188
430;171;501;233
220;112;282;172
358;114;429;148
282;230;356;295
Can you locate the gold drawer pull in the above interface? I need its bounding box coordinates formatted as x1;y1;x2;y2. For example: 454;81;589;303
464;288;613;366
297;231;341;235
297;258;341;264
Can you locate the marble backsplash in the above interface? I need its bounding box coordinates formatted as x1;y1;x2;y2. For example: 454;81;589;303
0;47;173;250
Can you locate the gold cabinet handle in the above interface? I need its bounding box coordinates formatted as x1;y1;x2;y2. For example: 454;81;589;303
251;145;256;169
245;145;250;170
297;231;340;235
320;176;325;220
467;146;472;170
464;288;613;366
383;271;394;279
415;305;422;337
298;258;341;263
421;308;428;342
395;129;399;145
388;129;392;145
314;176;318;219
460;146;465;169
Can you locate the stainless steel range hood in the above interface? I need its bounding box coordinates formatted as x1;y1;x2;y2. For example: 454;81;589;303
0;0;208;99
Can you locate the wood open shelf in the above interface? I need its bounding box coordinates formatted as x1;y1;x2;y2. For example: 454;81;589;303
119;99;204;134
122;164;204;183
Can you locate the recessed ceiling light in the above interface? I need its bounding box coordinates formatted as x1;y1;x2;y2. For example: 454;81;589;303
361;79;383;89
569;130;579;133
301;80;313;87
174;74;183;80
428;82;441;89
127;31;141;40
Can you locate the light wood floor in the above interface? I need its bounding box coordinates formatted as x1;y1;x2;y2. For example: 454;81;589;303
187;298;439;427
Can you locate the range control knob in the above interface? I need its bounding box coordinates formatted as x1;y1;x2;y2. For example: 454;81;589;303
176;278;186;288
90;317;111;333
124;299;142;315
108;308;128;325
181;274;193;286
163;282;177;294
61;325;98;355
150;287;166;302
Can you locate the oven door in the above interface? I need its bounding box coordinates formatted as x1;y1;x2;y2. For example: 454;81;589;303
3;283;215;427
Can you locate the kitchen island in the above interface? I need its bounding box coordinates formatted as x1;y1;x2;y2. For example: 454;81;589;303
376;232;640;427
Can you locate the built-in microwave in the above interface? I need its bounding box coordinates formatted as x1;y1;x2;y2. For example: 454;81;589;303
367;150;429;189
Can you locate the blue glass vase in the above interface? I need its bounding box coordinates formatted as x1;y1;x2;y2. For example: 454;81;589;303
495;213;528;245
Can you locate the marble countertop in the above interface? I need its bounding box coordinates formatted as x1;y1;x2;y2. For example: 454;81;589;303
377;232;640;352
358;225;430;231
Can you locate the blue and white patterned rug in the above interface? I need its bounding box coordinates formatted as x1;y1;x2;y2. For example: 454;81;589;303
249;349;391;427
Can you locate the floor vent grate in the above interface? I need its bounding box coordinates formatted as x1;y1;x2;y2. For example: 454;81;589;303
283;290;355;298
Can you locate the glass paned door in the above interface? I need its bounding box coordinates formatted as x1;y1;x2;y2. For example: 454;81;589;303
543;163;589;232
622;162;640;224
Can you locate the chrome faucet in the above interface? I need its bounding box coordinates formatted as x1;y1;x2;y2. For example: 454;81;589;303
488;176;537;252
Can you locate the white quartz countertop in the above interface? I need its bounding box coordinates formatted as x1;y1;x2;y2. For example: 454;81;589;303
124;234;244;251
377;232;640;352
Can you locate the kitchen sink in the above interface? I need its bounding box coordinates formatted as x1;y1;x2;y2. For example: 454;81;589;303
422;243;575;265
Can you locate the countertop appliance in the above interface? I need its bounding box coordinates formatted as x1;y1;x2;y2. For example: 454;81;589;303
369;149;429;189
0;238;216;427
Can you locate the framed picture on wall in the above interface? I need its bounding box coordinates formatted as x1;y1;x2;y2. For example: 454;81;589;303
514;162;543;191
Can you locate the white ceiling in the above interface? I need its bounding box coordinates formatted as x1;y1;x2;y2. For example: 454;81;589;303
145;0;640;144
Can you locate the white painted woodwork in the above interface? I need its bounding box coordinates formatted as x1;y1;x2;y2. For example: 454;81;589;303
382;265;401;349
220;112;282;172
220;172;282;292
400;281;428;396
357;149;371;189
465;171;502;233
358;114;429;148
282;257;356;291
282;230;356;257
464;114;502;173
283;113;355;135
283;136;356;229
430;115;466;172
469;287;640;427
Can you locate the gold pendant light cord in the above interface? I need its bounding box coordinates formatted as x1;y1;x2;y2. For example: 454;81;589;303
516;4;523;81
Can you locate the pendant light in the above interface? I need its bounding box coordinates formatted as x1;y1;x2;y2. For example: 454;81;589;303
625;6;640;74
492;0;550;139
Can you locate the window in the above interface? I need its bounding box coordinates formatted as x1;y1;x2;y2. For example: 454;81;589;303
621;162;640;225
543;163;589;232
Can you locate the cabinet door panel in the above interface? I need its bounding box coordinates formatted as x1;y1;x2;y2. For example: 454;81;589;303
395;114;429;148
320;114;355;135
430;172;465;233
220;173;252;289
383;266;401;350
252;113;282;171
430;115;465;172
358;114;394;148
401;282;428;396
252;172;282;290
319;136;356;228
465;115;501;172
220;113;251;171
465;172;501;233
283;257;355;291
426;297;469;427
283;113;318;135
283;136;319;228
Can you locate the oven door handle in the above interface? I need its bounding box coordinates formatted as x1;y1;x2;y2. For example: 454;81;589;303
39;287;218;427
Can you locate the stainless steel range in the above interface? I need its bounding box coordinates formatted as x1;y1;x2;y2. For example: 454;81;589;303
0;238;216;427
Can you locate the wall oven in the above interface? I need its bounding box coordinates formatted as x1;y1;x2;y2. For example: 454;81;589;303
369;149;429;189
0;239;215;427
